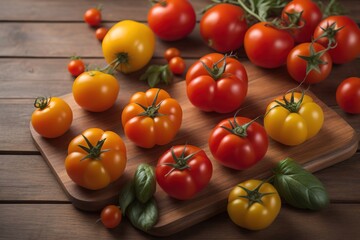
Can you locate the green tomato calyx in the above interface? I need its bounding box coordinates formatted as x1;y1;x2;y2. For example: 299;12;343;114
136;89;165;118
34;96;51;110
275;91;305;113
221;110;261;138
201;55;227;80
237;181;275;208
78;135;109;161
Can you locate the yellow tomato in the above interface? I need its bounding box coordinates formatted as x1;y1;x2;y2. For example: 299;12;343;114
227;180;281;230
264;91;324;146
102;20;155;74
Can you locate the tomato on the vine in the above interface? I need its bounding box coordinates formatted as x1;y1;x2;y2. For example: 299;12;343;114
200;3;248;53
336;77;360;114
31;97;73;138
164;47;181;62
147;0;196;41
169;56;186;75
156;144;213;200
101;205;122;229
186;53;248;113
84;7;102;27
121;88;182;148
209;116;268;170
95;27;108;41
67;57;85;77
244;22;294;68
287;42;332;84
72;71;119;112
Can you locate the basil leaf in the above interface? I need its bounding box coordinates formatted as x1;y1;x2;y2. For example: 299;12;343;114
272;158;329;211
134;163;156;203
126;197;159;231
118;180;136;216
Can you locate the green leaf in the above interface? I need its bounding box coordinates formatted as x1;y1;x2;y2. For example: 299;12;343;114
134;164;156;203
147;71;161;88
118;180;136;216
126;197;159;231
272;158;329;211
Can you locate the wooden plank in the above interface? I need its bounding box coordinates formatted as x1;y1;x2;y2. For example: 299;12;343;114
0;203;358;239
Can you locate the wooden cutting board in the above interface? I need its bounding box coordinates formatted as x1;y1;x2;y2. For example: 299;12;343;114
30;64;358;236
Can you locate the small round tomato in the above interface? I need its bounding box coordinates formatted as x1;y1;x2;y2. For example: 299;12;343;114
164;47;181;62
156;145;213;200
84;7;102;27
169;56;186;75
147;0;196;41
287;42;332;84
65;128;127;190
313;15;360;64
68;57;85;77
102;20;155;74
264;91;324;146
200;3;248;53
31;97;73;138
121;88;182;148
72;71;119;112
227;180;281;230
244;22;294;68
336;77;360;114
101;205;122;229
209;116;268;170
95;27;108;41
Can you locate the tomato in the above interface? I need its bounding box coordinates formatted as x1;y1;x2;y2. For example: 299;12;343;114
336;77;360;114
65;128;127;190
95;27;108;41
287;42;332;84
31;97;73;138
200;3;248;53
72;71;119;112
169;56;186;75
84;8;101;27
313;15;360;64
186;53;248;113
264;91;324;146
209;116;268;170
156;145;213;200
244;22;294;68
227;180;281;230
164;47;181;62
101;205;122;229
121;88;182;148
102;20;155;74
147;0;196;41
282;0;322;43
67;57;85;77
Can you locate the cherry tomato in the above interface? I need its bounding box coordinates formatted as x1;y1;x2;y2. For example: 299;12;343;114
95;27;108;41
282;0;322;43
209;117;268;170
244;22;294;68
101;205;122;229
156;145;213;200
186;53;248;113
169;56;186;75
84;7;102;27
313;15;360;64
72;71;119;112
67;57;85;77
31;97;73;138
336;77;360;114
200;3;248;53
287;42;332;84
164;47;181;62
147;0;196;41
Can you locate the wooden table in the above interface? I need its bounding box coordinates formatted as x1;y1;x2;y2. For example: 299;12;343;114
1;0;359;239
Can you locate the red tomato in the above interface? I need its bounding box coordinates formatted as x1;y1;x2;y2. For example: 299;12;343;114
200;3;248;53
282;0;322;43
147;0;196;41
186;53;248;113
244;22;294;68
169;56;186;75
336;77;360;114
101;205;122;229
67;57;85;77
313;16;360;64
156;145;213;200
84;8;102;27
95;27;108;41
287;42;332;84
164;47;181;62
209;117;268;170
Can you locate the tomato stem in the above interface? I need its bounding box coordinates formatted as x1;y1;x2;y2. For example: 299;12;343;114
274;91;305;113
221;109;261;138
78;135;109;161
136;89;165;118
34;96;50;110
163;145;200;177
237;180;275;208
201;55;227;80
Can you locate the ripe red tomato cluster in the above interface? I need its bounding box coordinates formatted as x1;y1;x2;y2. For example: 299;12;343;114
84;6;108;41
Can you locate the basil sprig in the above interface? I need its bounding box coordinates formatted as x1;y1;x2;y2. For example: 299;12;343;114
134;164;156;203
272;158;329;211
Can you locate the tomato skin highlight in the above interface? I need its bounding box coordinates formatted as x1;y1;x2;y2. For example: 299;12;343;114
336;77;360;114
